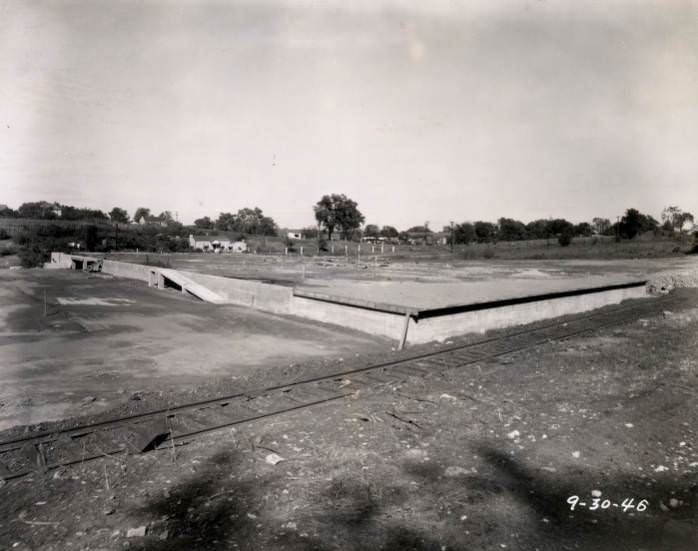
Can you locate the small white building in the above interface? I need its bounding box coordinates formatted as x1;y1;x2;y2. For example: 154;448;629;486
189;234;247;253
287;231;303;240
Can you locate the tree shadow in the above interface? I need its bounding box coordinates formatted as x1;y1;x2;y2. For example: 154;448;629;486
133;447;459;551
469;444;698;550
127;440;696;551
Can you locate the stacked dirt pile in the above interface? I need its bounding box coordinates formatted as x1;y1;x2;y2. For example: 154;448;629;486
647;268;698;294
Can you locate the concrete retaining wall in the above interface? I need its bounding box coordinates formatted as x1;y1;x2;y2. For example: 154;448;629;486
181;271;293;315
289;296;405;338
407;284;648;344
48;252;73;268
102;260;153;282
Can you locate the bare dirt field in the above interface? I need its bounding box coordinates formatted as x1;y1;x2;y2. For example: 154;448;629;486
0;288;696;550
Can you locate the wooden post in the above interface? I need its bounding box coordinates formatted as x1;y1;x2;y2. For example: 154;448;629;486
300;246;304;256
398;313;411;351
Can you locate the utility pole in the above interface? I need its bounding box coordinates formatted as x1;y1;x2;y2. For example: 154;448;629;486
450;221;455;253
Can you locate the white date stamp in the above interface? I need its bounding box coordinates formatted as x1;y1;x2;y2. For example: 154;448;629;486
567;495;649;512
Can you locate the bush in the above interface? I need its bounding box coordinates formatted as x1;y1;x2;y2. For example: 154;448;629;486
558;231;573;247
482;248;496;259
0;245;17;256
18;245;49;267
0;229;10;240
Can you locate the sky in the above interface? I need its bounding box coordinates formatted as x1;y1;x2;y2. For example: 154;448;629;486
1;0;697;230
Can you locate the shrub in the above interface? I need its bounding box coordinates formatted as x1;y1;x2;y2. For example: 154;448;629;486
18;245;48;267
558;231;573;247
0;245;17;256
0;229;10;240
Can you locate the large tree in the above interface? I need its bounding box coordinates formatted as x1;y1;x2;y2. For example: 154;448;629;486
363;224;380;238
109;207;130;224
215;208;277;235
194;216;214;229
619;208;658;239
661;206;694;232
133;207;151;222
526;219;552;239
453;222;476;244
474;221;497;243
574;222;593;237
380;225;399;238
314;194;364;241
545;218;575;236
497;217;527;241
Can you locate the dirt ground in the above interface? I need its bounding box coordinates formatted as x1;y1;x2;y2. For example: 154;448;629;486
1;288;696;550
0;269;389;430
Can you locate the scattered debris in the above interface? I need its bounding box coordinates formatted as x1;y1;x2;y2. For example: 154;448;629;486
444;466;469;477
265;453;285;466
126;526;147;538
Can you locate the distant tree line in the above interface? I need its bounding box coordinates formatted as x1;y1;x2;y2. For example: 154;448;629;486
444;208;677;246
0;201;110;221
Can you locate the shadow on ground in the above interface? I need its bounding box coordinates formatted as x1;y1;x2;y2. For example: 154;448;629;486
129;442;696;551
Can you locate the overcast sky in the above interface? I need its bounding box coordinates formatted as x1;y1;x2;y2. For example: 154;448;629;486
1;0;696;229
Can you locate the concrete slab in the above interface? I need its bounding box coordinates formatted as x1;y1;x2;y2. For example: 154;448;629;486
294;275;646;312
0;269;389;431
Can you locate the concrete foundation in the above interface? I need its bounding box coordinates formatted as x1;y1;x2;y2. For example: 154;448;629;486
51;252;650;346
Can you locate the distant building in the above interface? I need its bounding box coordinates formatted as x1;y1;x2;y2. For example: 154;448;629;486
189;234;247;253
286;231;303;240
137;215;169;227
402;230;435;245
360;236;386;244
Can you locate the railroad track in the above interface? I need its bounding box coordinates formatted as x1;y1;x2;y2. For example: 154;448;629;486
0;293;684;482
